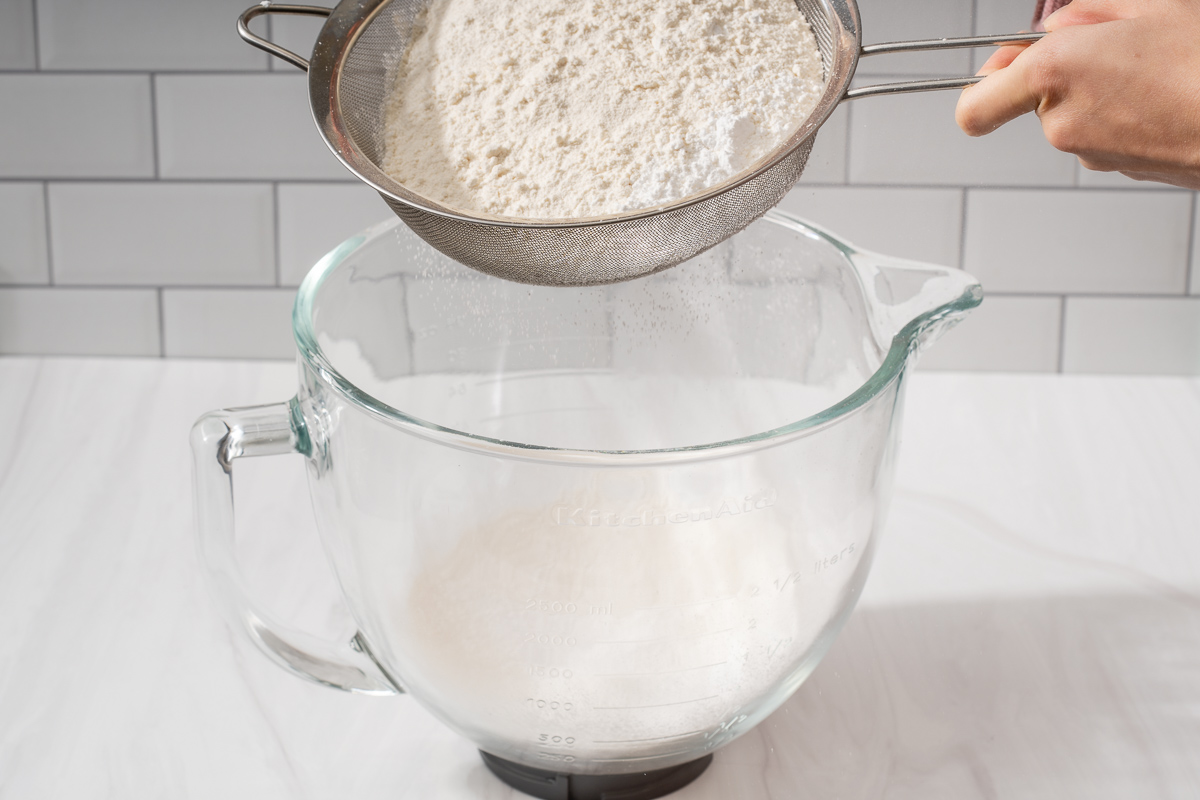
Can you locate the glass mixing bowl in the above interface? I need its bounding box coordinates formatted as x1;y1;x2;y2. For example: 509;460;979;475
192;210;979;797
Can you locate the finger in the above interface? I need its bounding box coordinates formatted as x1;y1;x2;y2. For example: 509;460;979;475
956;53;1043;136
977;42;1028;76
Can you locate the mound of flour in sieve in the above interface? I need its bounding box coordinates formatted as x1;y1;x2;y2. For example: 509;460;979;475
380;0;825;219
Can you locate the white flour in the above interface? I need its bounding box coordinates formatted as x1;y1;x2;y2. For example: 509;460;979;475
381;0;825;219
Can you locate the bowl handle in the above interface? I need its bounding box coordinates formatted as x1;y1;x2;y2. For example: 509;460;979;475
190;398;399;695
237;2;332;72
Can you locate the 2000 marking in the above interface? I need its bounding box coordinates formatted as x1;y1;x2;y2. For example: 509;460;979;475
524;633;577;646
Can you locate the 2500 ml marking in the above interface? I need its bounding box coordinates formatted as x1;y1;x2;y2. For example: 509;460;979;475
525;599;577;614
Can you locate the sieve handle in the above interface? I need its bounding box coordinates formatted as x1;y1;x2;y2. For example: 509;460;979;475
237;2;333;72
845;32;1046;100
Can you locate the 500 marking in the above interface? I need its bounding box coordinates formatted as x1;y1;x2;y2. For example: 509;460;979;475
538;733;577;748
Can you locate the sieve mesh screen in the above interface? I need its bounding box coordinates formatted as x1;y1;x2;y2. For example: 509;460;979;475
322;0;846;286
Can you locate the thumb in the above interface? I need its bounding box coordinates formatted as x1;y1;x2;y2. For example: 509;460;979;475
956;54;1043;136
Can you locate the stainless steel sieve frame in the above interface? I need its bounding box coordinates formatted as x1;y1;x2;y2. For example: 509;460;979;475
239;0;1042;286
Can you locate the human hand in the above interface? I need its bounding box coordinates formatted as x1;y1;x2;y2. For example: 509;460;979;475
955;0;1200;189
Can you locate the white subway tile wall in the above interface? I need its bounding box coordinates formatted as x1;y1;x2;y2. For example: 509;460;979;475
917;295;1063;373
265;13;329;73
277;183;392;286
0;0;36;70
0;183;49;285
1062;297;1200;374
0;288;160;356
1192;200;1200;296
0;75;155;178
856;0;973;76
49;183;276;286
0;0;1197;373
161;288;296;359
37;0;267;71
963;189;1192;295
779;186;963;267
796;103;848;185
1076;163;1177;190
972;0;1041;72
847;89;1078;186
156;74;346;180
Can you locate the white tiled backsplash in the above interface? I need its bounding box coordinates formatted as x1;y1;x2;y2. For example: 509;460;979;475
1;0;1197;372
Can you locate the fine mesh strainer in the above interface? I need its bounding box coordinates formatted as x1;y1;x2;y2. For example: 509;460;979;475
239;0;1040;286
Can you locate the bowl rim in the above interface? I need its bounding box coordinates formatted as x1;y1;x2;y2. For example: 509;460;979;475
292;211;979;465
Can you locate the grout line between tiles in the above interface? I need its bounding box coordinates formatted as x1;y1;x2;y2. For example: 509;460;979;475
273;182;282;286
149;73;161;179
51;284;292;292
0;177;359;186
1186;192;1196;295
0;68;281;77
1056;295;1067;373
42;181;55;285
841;100;852;185
0;352;294;364
29;0;41;70
156;287;166;358
958;187;970;270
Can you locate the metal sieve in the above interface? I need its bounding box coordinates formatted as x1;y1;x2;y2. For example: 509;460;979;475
239;0;1040;286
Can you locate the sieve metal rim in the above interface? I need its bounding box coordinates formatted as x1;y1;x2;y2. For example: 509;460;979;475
305;0;861;230
239;0;1042;284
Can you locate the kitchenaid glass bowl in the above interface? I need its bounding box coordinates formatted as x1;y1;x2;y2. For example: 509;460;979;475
192;210;979;791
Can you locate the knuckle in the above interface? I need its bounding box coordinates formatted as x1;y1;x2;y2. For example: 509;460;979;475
1040;116;1078;153
1024;47;1065;99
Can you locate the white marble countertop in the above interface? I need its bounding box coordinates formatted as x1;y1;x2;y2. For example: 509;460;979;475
1;357;1198;798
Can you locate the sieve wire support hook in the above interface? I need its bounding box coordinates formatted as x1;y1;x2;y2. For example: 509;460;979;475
845;32;1046;100
237;1;333;72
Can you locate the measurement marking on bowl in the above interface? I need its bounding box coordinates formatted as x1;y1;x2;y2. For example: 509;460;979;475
593;750;699;764
595;627;735;645
593;695;720;711
472;367;614;387
479;405;606;423
594;730;707;745
644;596;738;611
595;661;727;678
